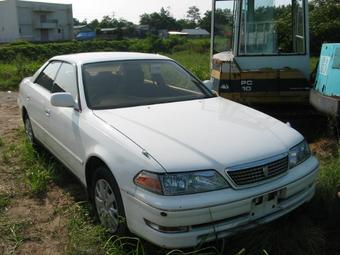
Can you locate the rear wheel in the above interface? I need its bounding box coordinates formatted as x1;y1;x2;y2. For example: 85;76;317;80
91;166;127;234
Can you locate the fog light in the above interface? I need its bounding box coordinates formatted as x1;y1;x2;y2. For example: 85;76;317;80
144;219;189;233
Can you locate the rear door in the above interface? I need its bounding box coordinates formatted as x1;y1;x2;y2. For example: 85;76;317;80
47;62;84;176
27;61;61;145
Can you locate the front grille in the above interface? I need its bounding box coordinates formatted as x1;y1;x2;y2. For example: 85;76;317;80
226;156;289;186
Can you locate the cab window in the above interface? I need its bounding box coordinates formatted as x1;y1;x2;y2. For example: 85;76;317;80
35;61;61;91
52;63;78;100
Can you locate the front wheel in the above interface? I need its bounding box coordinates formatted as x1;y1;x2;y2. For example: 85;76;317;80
91;166;127;234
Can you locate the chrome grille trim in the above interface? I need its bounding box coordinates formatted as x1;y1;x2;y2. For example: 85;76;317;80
225;153;289;188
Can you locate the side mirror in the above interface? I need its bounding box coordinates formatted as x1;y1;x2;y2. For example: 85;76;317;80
50;92;76;108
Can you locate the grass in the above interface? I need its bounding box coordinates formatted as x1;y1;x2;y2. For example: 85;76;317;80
0;57;42;91
312;153;340;211
0;194;10;213
310;57;319;72
8;223;26;251
66;203;111;255
167;51;210;81
20;140;52;196
2;131;54;197
0;218;31;254
66;203;148;255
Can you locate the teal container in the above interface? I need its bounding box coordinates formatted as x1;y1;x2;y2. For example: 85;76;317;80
310;43;340;117
314;43;340;96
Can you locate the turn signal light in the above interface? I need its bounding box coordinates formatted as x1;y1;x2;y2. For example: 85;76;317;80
134;171;162;194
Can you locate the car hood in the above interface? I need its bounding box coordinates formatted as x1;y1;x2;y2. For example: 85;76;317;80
93;97;303;172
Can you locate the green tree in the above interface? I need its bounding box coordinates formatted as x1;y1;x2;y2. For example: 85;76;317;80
177;19;196;29
186;6;201;24
309;0;340;54
199;11;212;32
100;13;118;28
73;18;87;26
199;9;232;33
140;7;180;30
89;19;100;29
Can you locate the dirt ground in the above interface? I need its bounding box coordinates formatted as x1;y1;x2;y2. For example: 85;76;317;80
0;91;84;254
0;92;20;141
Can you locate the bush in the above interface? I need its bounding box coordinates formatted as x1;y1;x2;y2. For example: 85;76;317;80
0;37;210;62
0;40;132;62
0;38;211;90
9;39;32;46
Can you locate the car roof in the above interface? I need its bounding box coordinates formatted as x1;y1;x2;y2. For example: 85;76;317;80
50;52;171;65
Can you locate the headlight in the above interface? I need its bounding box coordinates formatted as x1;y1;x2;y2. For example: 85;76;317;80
134;170;229;196
289;140;311;169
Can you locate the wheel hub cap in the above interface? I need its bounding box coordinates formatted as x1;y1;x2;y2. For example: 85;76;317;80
94;179;119;232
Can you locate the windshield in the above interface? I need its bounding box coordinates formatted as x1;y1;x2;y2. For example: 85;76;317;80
213;0;236;53
82;60;213;109
239;0;306;55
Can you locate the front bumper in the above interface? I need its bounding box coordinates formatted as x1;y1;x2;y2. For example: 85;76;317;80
122;157;319;248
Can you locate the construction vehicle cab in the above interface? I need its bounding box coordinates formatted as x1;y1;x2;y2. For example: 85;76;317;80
210;0;311;105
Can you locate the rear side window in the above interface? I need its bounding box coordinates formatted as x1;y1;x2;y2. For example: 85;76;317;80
52;63;78;100
35;61;61;91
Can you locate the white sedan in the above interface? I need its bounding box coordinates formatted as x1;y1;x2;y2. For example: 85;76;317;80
18;52;319;248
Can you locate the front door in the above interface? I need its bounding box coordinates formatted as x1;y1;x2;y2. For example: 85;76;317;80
47;62;84;177
28;61;61;145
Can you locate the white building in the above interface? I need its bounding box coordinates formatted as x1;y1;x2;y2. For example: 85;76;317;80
0;0;73;42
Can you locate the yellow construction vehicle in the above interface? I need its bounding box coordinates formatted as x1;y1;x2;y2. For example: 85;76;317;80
207;0;311;105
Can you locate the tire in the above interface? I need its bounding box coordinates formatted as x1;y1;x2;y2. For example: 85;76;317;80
23;115;44;154
91;166;127;235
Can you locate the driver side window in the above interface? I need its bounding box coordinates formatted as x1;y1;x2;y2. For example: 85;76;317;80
35;61;61;91
52;63;78;100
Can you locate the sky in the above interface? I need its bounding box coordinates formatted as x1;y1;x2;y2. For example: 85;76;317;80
24;0;213;23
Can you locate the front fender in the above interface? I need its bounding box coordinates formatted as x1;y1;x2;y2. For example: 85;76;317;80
81;111;165;196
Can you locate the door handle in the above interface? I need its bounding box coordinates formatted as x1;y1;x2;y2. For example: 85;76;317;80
26;96;31;101
45;109;51;117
